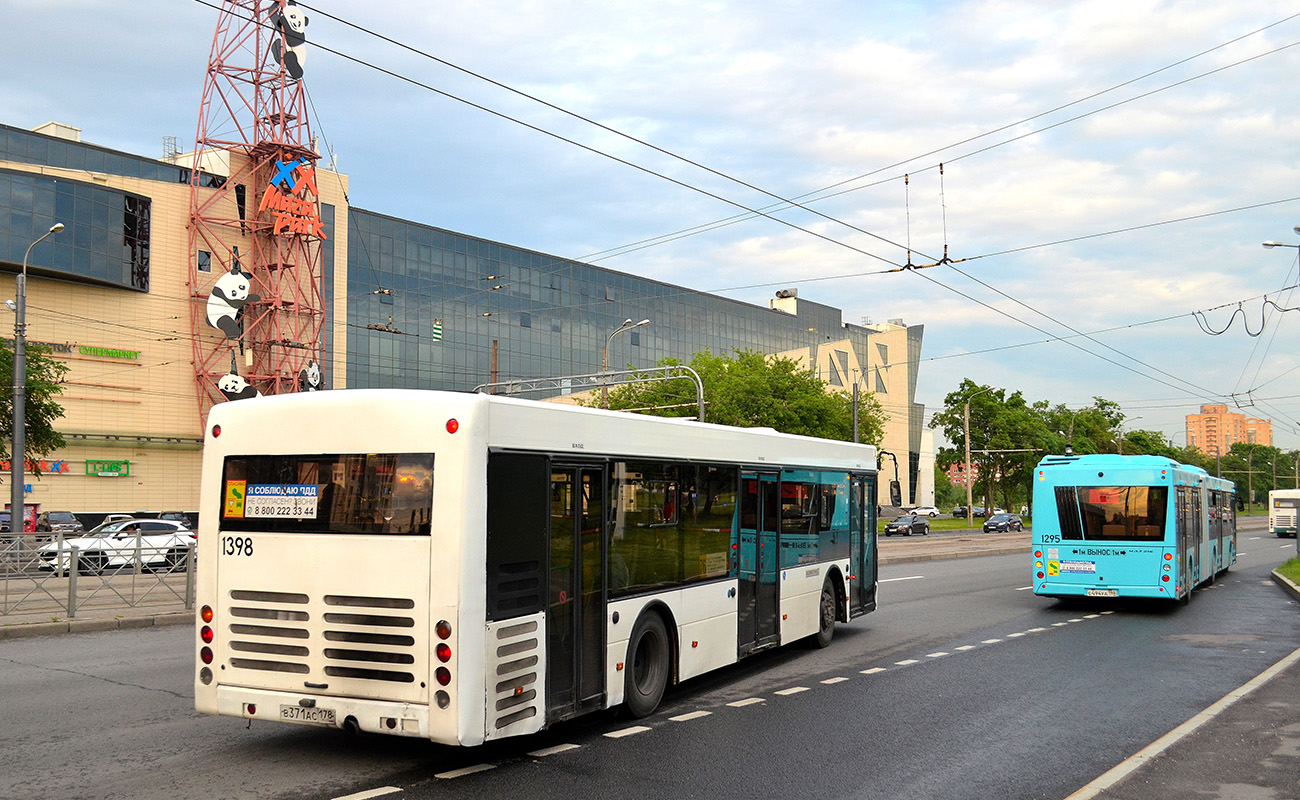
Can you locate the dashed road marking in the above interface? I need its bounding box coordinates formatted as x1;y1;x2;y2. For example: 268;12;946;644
1007;632;1026;637
728;697;765;707
776;686;810;696
955;645;976;651
881;575;926;583
926;652;948;658
860;667;887;674
1052;622;1069;627
895;659;919;666
436;764;495;780
605;726;650;739
333;789;402;800
982;639;1002;644
1027;627;1047;632
670;711;712;722
529;744;581;757
821;677;849;684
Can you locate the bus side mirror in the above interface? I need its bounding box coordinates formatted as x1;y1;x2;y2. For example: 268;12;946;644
889;480;901;508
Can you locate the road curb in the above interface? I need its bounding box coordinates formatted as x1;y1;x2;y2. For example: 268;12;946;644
0;610;193;641
1271;568;1300;602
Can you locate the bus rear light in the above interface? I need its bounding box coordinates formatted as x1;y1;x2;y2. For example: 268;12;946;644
1162;575;1169;582
436;690;450;709
445;419;459;434
246;704;256;715
212;424;221;438
436;620;452;639
200;646;213;664
201;626;214;644
1034;550;1042;558
1164;553;1173;561
1037;572;1044;579
436;667;451;686
201;605;214;623
436;643;451;663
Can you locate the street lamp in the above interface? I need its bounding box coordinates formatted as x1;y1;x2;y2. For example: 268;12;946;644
1261;226;1300;248
601;318;649;409
963;385;993;527
1117;415;1142;455
11;222;64;538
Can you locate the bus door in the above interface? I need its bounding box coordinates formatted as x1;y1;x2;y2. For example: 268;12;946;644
547;465;606;722
848;475;878;614
738;472;780;655
1176;487;1194;597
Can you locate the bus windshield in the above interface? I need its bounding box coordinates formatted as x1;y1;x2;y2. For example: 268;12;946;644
1055;485;1167;541
220;453;434;534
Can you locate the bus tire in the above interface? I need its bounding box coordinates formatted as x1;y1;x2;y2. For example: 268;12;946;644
624;612;670;719
813;579;837;649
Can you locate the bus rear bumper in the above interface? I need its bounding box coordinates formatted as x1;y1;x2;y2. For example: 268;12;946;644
1033;582;1174;599
215;685;437;741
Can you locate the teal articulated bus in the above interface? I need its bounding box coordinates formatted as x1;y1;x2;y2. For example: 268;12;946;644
1031;454;1236;604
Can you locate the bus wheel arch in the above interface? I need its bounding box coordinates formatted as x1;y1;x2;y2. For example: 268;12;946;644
623;605;676;718
812;572;843;648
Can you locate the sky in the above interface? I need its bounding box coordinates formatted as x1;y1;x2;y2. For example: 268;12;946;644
5;0;1300;448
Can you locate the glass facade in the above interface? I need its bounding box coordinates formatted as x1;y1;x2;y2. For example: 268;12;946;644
0;123;223;188
346;208;880;394
0;169;150;291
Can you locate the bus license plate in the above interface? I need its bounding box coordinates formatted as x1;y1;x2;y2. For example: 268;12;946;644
1086;589;1118;597
280;705;336;725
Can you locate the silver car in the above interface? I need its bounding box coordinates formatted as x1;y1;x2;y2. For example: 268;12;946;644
37;519;196;574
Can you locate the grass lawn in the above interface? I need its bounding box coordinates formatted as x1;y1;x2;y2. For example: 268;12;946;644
1278;558;1300;585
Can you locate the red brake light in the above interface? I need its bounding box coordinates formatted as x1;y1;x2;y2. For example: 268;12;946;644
200;646;213;664
201;605;214;623
445;419;459;434
212;424;221;438
201;626;214;644
436;667;451;686
436;643;451;663
1164;553;1173;561
436;620;452;639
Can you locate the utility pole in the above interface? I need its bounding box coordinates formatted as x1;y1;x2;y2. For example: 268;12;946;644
962;385;991;527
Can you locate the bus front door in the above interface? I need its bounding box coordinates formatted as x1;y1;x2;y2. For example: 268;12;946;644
738;473;780;656
849;475;878;614
547;465;606;723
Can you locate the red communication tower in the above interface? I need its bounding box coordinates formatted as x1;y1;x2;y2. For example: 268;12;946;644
188;0;325;421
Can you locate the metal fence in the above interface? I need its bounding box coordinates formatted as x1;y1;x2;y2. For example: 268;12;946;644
0;532;195;618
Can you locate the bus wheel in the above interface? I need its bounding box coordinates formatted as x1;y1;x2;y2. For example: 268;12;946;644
625;612;670;718
813;579;836;649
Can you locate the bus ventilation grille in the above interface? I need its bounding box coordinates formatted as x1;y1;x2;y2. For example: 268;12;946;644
225;590;417;683
488;616;542;731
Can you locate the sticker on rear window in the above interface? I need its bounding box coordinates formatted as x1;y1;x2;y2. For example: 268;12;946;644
244;484;320;518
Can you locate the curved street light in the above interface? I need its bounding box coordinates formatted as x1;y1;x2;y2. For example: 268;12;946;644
12;222;64;541
601;318;649;409
1262;225;1300;249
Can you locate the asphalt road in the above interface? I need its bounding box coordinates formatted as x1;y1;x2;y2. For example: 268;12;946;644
0;520;1294;800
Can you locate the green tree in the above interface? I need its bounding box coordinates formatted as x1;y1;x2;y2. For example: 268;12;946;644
594;348;887;444
0;341;69;475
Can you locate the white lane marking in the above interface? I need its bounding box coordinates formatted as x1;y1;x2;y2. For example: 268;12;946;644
529;743;581;757
1065;644;1300;800
1100;610;1115;615
821;677;849;684
1249;536;1261;540
776;686;810;696
1007;632;1026;637
670;710;712;722
1027;627;1047;633
860;667;887;675
881;575;925;583
1015;585;1034;591
1051;623;1069;627
728;697;765;707
955;645;977;651
1283;545;1294;550
981;639;1002;644
333;789;402;800
895;659;919;666
605;726;650;739
926;652;949;658
1085;614;1100;619
1068;618;1083;623
436;765;495;780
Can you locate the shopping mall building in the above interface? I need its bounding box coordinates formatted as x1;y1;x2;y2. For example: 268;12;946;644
0;120;930;517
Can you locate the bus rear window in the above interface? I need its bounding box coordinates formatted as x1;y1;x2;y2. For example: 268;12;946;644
1055;485;1167;541
220;453;434;535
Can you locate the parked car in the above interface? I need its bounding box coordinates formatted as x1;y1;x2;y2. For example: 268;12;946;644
910;505;941;517
158;511;194;529
884;514;930;536
36;519;196;574
971;506;988;518
988;507;1007;517
35;511;85;535
952;506;967;518
982;513;1024;533
102;513;134;524
0;511;35;533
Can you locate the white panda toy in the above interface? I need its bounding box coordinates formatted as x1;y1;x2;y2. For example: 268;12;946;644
218;372;262;402
206;255;260;340
271;1;309;80
298;360;322;391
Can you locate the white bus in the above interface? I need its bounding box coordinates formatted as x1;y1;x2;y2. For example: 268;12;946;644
1269;489;1300;538
194;389;880;745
